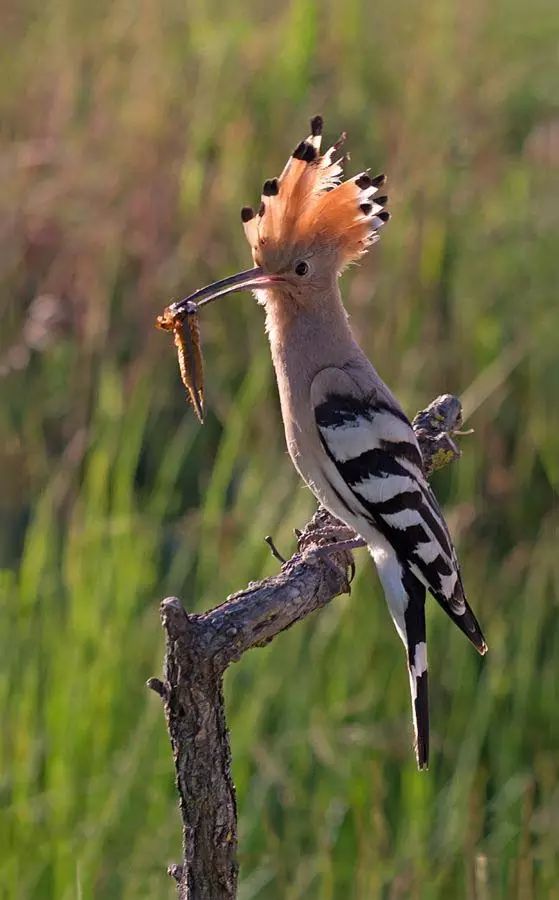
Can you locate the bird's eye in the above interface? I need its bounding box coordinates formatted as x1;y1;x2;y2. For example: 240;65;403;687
294;260;309;277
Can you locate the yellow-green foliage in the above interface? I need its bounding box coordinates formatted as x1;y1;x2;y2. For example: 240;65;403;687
1;0;557;897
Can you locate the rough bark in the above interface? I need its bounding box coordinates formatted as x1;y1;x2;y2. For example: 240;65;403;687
148;393;465;899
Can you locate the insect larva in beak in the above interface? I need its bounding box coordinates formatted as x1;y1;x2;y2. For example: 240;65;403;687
156;302;205;423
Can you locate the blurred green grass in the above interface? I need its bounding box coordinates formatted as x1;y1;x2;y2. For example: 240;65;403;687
1;0;558;897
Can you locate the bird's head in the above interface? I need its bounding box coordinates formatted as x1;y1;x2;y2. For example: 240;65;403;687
166;116;389;314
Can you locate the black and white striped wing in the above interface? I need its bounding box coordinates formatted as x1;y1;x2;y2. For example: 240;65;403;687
314;388;487;655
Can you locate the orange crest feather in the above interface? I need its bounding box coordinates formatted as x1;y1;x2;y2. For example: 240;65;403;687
241;116;389;270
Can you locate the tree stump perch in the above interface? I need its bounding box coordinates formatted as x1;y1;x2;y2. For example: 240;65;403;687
148;393;465;899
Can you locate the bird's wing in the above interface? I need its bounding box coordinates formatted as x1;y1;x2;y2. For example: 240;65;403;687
310;366;487;656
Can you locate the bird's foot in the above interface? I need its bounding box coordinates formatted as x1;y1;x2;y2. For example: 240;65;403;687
300;532;366;588
294;511;364;588
312;537;367;555
311;537;366;584
296;522;359;553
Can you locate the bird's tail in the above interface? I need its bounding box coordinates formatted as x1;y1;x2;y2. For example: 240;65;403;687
375;551;430;770
403;587;430;770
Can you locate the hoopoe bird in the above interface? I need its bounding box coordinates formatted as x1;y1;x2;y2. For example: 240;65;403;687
171;116;487;769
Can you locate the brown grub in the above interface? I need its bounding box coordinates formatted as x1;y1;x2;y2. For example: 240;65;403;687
156;302;204;422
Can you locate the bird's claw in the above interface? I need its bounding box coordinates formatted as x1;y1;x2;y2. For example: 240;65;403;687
304;535;364;591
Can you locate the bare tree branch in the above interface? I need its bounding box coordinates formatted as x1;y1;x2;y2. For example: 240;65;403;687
149;393;465;899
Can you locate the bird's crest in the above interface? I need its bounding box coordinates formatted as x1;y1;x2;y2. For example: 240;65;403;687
241;115;390;270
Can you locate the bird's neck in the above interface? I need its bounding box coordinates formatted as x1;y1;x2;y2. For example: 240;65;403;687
264;282;360;391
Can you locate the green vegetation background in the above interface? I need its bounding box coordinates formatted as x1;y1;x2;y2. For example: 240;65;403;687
1;0;557;897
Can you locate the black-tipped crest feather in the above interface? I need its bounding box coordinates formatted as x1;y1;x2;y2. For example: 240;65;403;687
262;178;279;196
310;114;323;136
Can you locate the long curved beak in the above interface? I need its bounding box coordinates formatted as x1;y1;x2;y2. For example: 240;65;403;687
168;266;285;314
